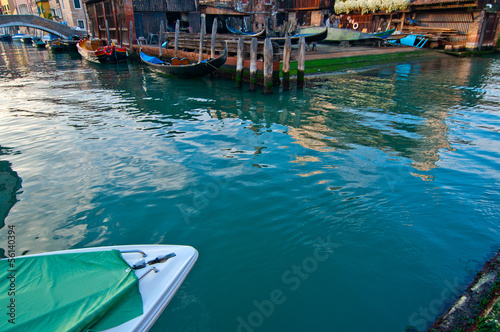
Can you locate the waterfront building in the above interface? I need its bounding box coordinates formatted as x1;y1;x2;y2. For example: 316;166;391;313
80;0;498;50
1;0;13;15
13;0;34;15
49;0;86;29
409;0;500;50
35;0;51;18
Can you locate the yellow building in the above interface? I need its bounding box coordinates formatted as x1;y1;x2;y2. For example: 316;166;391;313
35;0;51;19
1;0;12;15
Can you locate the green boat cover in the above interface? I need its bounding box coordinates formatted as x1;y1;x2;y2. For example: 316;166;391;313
1;250;143;332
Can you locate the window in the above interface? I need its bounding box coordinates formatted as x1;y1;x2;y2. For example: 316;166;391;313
52;7;62;19
77;20;84;29
73;0;81;9
19;4;30;14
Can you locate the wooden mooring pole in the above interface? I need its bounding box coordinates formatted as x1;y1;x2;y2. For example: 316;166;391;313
198;14;206;63
159;21;164;57
235;37;244;88
174;20;180;58
128;21;132;48
105;20;110;44
297;36;306;89
282;35;292;91
263;38;273;94
211;18;218;59
249;37;258;91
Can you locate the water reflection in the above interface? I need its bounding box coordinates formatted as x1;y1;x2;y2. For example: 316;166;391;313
0;146;22;229
1;41;497;183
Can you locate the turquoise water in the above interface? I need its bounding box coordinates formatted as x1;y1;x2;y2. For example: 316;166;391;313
0;42;499;331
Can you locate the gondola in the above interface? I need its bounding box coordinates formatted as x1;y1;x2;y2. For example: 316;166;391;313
225;20;266;38
269;27;328;45
140;44;228;78
77;38;128;64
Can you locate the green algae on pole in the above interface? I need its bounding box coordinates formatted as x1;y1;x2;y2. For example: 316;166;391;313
282;35;292;91
236;37;244;88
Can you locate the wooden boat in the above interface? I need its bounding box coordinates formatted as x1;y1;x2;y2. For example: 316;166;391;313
77;38;128;63
371;29;396;39
269;27;328;45
20;35;33;44
0;34;12;41
0;244;198;332
385;33;410;46
11;33;26;42
140;44;228;78
32;37;46;48
48;40;67;53
61;37;79;51
296;26;382;44
225;20;266;38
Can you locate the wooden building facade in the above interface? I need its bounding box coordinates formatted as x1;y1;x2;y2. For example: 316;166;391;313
409;0;499;49
82;0;497;50
84;0;196;45
277;0;333;26
84;0;134;43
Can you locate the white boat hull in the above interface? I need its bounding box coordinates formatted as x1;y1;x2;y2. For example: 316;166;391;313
22;244;198;332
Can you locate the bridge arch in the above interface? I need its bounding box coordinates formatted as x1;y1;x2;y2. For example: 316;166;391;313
0;15;86;39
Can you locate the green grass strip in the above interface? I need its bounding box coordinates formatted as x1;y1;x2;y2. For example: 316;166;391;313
283;50;432;76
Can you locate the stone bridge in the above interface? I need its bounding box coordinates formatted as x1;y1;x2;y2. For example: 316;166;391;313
0;15;86;39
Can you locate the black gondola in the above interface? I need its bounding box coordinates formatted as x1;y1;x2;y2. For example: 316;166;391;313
140;44;228;78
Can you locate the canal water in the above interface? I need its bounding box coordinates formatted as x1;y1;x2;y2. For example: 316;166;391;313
0;41;499;332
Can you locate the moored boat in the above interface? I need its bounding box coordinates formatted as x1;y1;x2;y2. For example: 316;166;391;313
20;35;33;44
269;27;328;45
0;34;12;41
61;35;80;51
77;38;128;63
32;37;46;48
0;244;198;331
140;44;228;78
11;33;26;42
225;20;266;38
297;26;382;44
48;40;67;53
370;28;396;39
